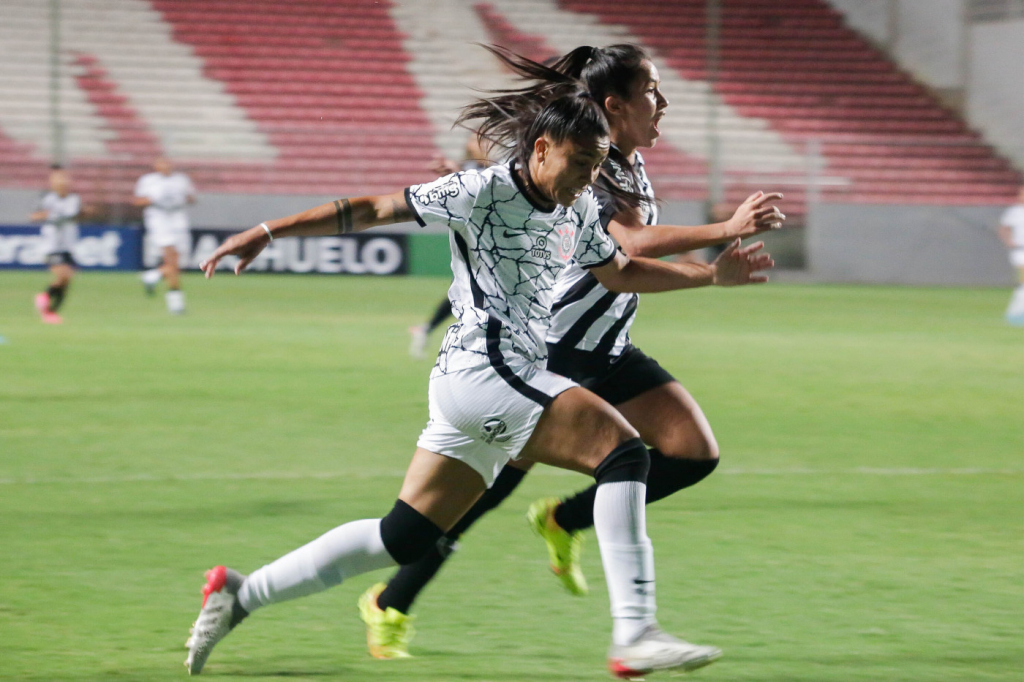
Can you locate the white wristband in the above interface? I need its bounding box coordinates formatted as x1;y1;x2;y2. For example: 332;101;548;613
260;222;273;241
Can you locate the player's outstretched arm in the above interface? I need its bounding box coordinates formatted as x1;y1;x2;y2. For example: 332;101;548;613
200;190;414;277
592;238;774;293
610;191;785;259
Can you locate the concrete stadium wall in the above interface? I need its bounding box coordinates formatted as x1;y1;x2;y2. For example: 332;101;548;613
809;203;1014;286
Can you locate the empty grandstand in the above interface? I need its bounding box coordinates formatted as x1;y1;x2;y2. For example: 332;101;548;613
0;0;1020;215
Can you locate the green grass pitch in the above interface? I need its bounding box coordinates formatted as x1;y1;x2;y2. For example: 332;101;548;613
1;270;1022;681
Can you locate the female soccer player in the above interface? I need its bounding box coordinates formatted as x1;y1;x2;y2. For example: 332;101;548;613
134;157;197;314
185;77;772;678
31;168;83;324
361;44;785;661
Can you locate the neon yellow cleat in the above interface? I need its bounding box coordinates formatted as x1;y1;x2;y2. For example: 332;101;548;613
527;497;588;596
357;582;415;659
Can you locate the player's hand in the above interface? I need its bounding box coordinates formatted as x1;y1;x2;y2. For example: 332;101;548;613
199;225;270;278
725;191;785;238
428;154;460;176
711;238;774;286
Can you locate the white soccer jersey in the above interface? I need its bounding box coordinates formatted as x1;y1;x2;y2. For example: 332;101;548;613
1001;205;1024;248
546;150;658;356
405;162;618;374
38;191;81;254
135;171;195;230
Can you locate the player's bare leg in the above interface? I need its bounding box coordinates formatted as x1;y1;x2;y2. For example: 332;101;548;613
161;246;186;314
186;449;485;674
36;263;73;323
1008;266;1024;325
520;387;721;675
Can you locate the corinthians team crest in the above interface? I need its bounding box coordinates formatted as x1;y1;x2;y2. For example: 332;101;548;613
555;224;575;261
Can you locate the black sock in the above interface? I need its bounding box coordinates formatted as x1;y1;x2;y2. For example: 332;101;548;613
377;465;527;614
46;285;66;312
553;449;719;533
425;298;453;334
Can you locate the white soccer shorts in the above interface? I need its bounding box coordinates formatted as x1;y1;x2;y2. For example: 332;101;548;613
1010;249;1024;269
417;361;577;487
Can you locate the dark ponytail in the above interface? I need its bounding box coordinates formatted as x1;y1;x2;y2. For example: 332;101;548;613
455;45;603;168
455;44;652;212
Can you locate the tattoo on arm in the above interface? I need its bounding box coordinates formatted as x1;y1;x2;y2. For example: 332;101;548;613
334;198;353;234
389;196;414;224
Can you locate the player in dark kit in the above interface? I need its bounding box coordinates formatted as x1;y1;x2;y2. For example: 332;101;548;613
360;45;785;673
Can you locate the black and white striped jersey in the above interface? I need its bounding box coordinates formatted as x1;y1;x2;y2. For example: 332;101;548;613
38;191;82;254
405;162;617;374
546;151;658;356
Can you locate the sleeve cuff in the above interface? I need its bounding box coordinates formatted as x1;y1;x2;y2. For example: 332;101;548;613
404;187;427;228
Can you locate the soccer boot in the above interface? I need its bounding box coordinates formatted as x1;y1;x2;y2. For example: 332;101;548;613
185;566;247;675
526;497;588;596
358;582;415;659
34;292;50;316
607;625;722;679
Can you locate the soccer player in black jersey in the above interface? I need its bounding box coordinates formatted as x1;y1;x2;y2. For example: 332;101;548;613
362;44;785;666
185;55;772;678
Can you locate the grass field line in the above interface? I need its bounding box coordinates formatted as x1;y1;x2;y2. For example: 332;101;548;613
1;466;1021;486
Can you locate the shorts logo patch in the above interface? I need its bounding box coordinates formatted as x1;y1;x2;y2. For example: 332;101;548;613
481;418;511;444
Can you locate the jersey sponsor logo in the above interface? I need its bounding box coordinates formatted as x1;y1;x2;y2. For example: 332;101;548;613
530;236;550;260
481;418;512;444
424;180;460;204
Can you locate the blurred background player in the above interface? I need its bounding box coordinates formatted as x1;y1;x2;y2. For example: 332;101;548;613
998;184;1024;325
31;167;83;324
408;134;499;358
134;157;197;314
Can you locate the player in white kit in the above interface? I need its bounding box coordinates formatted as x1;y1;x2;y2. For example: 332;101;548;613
998;184;1024;325
183;75;772;677
134;157;196;314
31;168;83;324
360;44;785;672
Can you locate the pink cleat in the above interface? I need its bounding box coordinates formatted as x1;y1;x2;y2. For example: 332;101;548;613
41;311;63;324
34;292;50;315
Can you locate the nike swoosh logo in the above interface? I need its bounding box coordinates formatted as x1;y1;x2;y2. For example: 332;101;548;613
633;579;654;585
502;230;517;238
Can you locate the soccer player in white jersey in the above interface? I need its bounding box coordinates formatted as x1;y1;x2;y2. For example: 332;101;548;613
998;184;1024;325
30;168;83;324
133;157;196;314
409;133;499;357
361;45;785;672
184;75;772;677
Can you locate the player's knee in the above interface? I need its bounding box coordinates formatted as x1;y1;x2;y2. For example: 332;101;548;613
594;437;650;485
657;421;719;462
379;500;444;565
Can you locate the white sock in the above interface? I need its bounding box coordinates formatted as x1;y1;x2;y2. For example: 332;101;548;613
1008;285;1024;316
593;480;657;645
142;269;163;285
166;290;185;313
237;518;393;613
